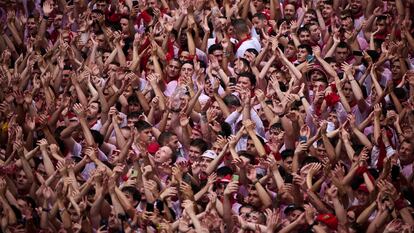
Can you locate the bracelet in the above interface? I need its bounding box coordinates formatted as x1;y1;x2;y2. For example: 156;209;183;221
300;96;305;100
348;79;355;82
253;180;259;185
42;208;50;212
43;15;49;20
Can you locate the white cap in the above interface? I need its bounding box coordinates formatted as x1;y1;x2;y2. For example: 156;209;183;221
201;150;217;160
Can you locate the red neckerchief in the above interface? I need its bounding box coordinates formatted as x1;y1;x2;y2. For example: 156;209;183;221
234;34;252;52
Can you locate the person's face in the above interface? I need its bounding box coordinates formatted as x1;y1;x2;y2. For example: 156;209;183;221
240;206;253;221
304;13;315;24
188;146;202;161
322;4;334;19
342;82;353;102
246;139;256;153
154;146;173;164
282;157;293;173
298;31;311;44
341;17;354;30
53;15;63;28
350;0;362;13
26;18;37;32
96;35;106;48
108;207;121;228
179;51;191;62
399;142;414;164
287;210;303;222
167;135;179;151
191;128;202;139
297;48;309;62
347;210;356;223
243;51;256;64
16;170;29;190
252;17;266;30
327;112;339;128
284;4;296;20
234;59;248;75
252;0;265;10
245;187;261;207
166;60;181;78
211;101;221;117
285;44;297;58
123;190;139;207
102;52;111;63
180;63;194;78
375;19;386;33
199;156;213;171
17;199;30;214
213;50;224;63
95;1;107;10
88;102;99;118
309;25;321;42
147;0;158;8
391;60;402;78
128;102;141;113
37;164;48;178
310;70;324;82
138;128;152;145
120;18;129;33
312;81;327;96
248;211;262;224
335;47;348;63
127;117;139;128
355;190;369;204
237;76;253;90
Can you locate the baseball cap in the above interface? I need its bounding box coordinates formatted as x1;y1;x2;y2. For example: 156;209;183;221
201;150;217;160
316;213;338;230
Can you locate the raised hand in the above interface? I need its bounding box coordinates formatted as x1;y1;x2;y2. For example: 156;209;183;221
73;103;86;118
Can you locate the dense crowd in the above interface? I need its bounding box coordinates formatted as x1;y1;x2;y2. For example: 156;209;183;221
0;0;414;232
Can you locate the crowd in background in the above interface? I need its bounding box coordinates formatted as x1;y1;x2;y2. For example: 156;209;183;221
0;0;414;232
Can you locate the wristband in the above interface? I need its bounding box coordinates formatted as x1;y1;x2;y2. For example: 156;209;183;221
43;15;49;20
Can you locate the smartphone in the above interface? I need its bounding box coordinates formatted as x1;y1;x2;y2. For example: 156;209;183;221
146;203;154;212
306;55;314;63
229;77;237;86
232;175;239;182
299;136;307;143
352;50;364;56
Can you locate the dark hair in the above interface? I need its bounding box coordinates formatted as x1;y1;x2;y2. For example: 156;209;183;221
91;130;104;146
219;122;232;137
270;123;283;130
246;48;259;56
128;95;140;104
324;56;337;64
238;150;256;164
158;131;176;146
281;149;294;160
134;120;152;132
337;41;349;50
121;186;141;204
298;44;312;54
253;12;268;21
223;94;241;107
190;139;209;153
208;43;224;55
216;166;233;177
232;19;250;35
297;27;310;35
238;72;257;87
